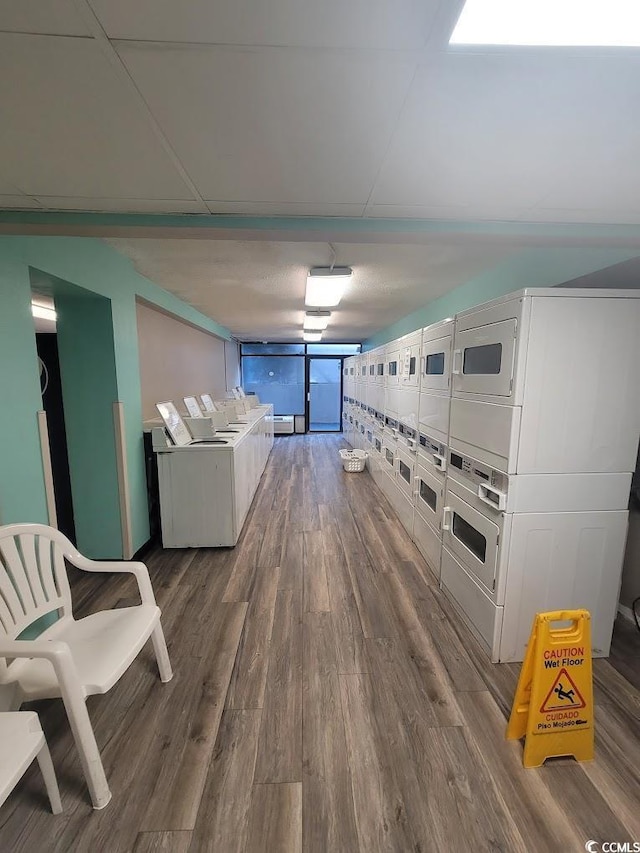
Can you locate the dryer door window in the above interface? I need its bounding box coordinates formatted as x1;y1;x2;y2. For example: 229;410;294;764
420;479;437;512
421;335;452;393
453;318;516;398
443;488;499;593
452;513;486;562
416;463;443;529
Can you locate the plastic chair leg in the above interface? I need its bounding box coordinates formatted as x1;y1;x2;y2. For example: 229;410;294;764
59;688;111;809
151;623;173;683
36;740;62;814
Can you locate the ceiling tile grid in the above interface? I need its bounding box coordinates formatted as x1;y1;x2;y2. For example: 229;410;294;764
115;42;419;205
0;32;198;200
370;52;640;220
0;0;89;36
87;0;440;50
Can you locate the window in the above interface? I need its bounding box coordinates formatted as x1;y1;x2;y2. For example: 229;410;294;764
241;343;305;355
453;513;487;562
425;352;445;375
409;356;416;376
399;460;411;484
377;363;384;376
463;343;502;375
306;343;360;355
388;361;398;376
385;448;394;466
242;356;305;415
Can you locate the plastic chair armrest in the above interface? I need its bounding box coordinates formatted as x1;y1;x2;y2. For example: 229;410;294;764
0;639;70;660
64;556;157;606
0;639;86;704
0;639;83;692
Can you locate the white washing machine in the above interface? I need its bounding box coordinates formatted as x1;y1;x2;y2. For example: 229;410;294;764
418;318;454;446
412;431;448;578
440;448;631;662
450;289;640;474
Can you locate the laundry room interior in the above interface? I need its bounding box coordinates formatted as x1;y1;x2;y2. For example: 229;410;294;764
1;1;639;851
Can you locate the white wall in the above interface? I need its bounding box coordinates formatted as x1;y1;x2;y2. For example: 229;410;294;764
224;339;241;391
136;300;228;420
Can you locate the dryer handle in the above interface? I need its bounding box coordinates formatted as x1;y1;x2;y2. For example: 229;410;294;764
452;348;463;375
478;483;507;512
442;506;452;531
432;452;447;472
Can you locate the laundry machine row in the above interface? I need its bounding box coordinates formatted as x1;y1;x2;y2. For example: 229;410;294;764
344;288;640;663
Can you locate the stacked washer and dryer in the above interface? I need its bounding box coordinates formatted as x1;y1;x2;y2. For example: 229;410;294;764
344;287;640;663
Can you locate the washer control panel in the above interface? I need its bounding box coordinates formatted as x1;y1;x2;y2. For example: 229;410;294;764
449;450;507;493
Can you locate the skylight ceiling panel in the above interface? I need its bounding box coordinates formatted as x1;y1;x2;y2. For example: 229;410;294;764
91;0;439;49
117;43;416;204
0;34;196;199
450;0;640;47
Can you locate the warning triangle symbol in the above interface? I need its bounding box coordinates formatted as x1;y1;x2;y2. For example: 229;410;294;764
540;668;586;713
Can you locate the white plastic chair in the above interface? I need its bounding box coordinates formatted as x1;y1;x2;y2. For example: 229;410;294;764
0;711;62;814
0;523;173;809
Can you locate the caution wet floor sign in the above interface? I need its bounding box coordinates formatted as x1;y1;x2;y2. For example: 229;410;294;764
507;610;594;767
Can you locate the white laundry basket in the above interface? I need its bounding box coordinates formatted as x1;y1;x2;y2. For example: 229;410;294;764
339;448;368;472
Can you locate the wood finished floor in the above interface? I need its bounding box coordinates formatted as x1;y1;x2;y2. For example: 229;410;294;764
1;434;639;852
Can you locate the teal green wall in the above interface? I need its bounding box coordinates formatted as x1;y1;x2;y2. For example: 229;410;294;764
0;236;232;557
364;246;640;349
0;256;48;525
2;218;640;555
56;288;121;557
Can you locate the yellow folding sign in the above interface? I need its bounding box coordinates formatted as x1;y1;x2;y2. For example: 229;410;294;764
507;609;594;768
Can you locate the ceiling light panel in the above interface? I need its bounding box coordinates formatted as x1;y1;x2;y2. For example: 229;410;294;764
303;331;323;342
450;0;640;47
305;267;352;308
304;314;331;331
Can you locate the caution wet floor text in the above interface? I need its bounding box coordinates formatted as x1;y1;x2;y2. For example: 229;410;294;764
507;610;594;767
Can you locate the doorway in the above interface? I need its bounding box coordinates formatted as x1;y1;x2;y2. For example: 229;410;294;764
306;357;342;432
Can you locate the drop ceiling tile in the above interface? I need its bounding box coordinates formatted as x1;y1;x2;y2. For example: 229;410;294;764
117;43;417;205
368;203;527;221
36;197;209;213
518;208;640;226
0;176;28;194
0;33;197;199
205;200;366;217
92;0;439;49
373;52;640;218
0;0;88;35
0;194;42;208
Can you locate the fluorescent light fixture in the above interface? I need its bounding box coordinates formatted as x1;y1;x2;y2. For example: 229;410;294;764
303;331;323;342
305;266;352;308
450;0;640;47
304;313;331;331
31;303;57;322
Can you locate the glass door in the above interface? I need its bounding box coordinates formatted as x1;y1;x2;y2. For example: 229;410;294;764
307;357;343;432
